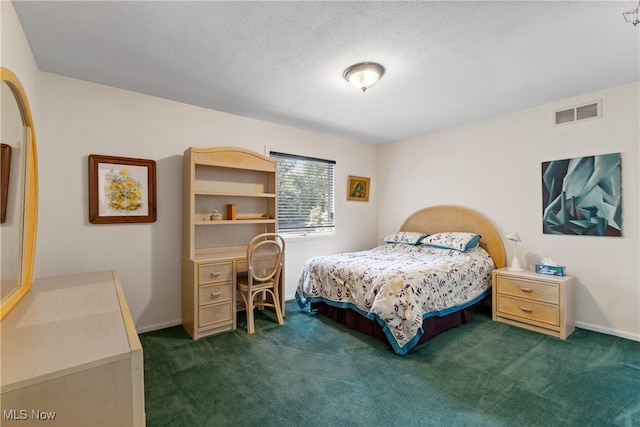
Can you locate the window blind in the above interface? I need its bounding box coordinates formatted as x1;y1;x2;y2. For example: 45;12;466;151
270;152;335;235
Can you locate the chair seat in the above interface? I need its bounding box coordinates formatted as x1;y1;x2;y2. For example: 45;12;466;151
237;278;275;292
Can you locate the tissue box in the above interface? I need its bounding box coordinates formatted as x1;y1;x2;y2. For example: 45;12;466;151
535;264;565;276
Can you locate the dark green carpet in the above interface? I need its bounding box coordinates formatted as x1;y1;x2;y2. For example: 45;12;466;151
139;301;640;427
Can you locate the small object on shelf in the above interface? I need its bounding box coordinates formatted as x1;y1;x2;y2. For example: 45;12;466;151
535;264;566;276
226;204;236;220
236;214;269;220
210;209;222;221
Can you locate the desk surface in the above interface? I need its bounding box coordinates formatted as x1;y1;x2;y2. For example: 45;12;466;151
193;249;246;262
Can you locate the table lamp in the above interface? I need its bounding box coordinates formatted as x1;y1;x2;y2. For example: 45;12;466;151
506;233;523;271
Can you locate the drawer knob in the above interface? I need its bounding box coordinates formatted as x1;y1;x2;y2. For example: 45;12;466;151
520;287;533;293
210;272;221;279
520;306;533;313
210;292;222;299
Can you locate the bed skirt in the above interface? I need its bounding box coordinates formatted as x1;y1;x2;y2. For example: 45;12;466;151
310;298;488;348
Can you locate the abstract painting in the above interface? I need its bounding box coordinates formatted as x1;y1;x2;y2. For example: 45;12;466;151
542;152;621;236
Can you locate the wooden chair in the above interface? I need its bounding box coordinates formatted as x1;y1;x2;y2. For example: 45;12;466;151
236;233;285;334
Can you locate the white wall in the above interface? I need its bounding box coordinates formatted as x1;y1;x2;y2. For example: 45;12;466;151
377;82;640;340
37;73;378;331
5;0;638;341
1;1;39;115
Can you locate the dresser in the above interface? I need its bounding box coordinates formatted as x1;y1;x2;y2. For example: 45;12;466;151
492;268;575;339
1;271;145;426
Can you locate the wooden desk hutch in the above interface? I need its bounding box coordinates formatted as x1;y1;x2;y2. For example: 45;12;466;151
182;146;284;339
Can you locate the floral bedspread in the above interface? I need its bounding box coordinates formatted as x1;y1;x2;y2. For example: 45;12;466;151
296;243;495;354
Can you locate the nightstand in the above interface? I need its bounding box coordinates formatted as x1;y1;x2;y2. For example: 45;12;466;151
492;267;575;339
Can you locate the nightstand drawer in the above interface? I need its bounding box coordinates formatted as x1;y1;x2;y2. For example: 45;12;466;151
198;282;232;306
497;295;559;326
198;262;233;285
496;276;559;304
198;302;233;328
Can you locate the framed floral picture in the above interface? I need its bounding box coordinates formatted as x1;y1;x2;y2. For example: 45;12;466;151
88;154;157;224
347;175;370;202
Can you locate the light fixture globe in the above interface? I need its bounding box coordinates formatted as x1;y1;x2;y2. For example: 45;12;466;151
343;62;385;92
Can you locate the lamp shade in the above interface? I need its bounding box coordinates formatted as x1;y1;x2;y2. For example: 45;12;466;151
343;62;385;92
506;233;521;242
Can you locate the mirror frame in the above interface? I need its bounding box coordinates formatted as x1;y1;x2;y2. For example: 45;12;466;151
1;68;38;319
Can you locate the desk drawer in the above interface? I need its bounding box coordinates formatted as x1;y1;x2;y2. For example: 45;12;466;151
198;302;233;328
198;262;233;285
198;282;232;307
497;295;559;326
496;276;559;304
236;259;248;274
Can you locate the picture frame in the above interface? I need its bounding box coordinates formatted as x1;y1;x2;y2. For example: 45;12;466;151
88;154;157;224
347;175;370;202
1;143;11;223
542;152;621;236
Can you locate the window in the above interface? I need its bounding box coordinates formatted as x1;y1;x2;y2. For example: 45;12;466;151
270;152;335;236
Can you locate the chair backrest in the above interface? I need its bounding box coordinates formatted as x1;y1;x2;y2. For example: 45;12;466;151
246;233;285;283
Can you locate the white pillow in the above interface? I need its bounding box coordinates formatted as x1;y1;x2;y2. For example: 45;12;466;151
382;231;428;245
422;232;480;252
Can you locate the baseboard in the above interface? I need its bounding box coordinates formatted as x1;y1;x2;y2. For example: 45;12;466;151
575;321;640;342
134;314;639;342
136;300;300;335
136;319;183;334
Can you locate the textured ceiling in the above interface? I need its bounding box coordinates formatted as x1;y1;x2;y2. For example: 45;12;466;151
12;1;640;145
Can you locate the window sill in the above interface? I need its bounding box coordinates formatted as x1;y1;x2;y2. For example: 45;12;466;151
280;231;336;241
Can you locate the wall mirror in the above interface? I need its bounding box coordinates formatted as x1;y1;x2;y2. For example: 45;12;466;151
1;68;38;319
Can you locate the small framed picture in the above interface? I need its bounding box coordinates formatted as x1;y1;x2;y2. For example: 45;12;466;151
88;154;157;224
347;175;370;202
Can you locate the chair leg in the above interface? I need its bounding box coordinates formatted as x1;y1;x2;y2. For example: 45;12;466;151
272;285;284;325
246;292;255;334
240;290;256;334
244;288;283;333
256;291;265;311
265;289;284;326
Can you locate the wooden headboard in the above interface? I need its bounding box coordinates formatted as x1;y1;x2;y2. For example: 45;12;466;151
400;205;506;268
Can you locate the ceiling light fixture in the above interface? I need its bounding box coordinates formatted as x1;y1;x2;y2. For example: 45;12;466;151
343;62;385;92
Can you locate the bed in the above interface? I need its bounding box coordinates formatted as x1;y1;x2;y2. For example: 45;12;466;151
296;206;506;355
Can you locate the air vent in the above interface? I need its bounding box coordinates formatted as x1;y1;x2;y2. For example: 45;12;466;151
554;100;601;126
